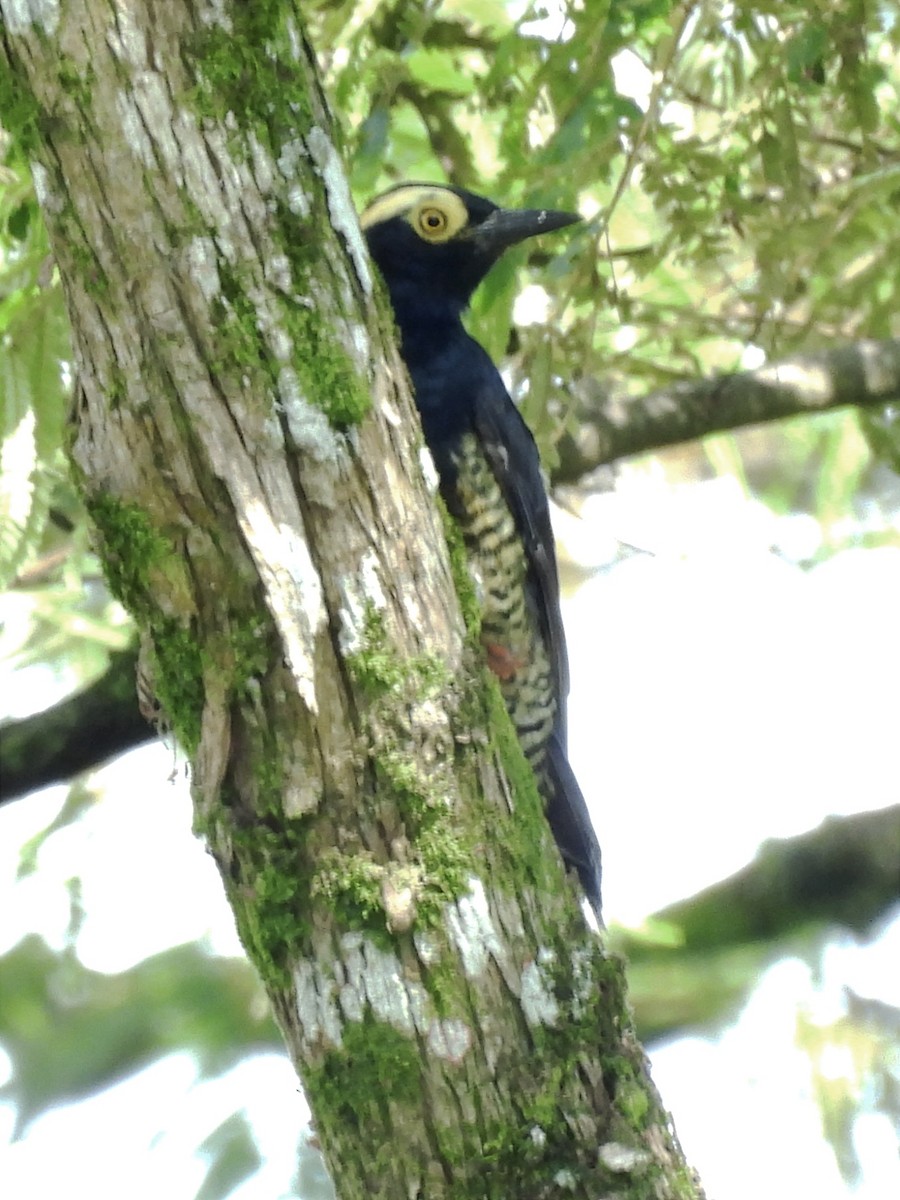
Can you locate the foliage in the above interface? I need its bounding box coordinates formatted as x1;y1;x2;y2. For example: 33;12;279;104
3;0;897;617
0;133;128;684
0;137;72;586
317;0;898;400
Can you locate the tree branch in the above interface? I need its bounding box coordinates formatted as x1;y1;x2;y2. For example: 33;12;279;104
649;804;900;948
555;338;900;482
619;804;900;1039
0;645;153;804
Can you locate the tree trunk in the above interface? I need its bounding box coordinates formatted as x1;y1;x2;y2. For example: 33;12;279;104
0;2;702;1196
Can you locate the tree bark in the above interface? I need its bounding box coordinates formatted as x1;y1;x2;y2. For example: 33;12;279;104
1;2;701;1197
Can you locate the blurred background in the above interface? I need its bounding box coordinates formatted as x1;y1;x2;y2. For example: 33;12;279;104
2;1;898;1197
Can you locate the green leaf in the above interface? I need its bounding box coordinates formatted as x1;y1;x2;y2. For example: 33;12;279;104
195;1113;263;1200
406;48;476;95
0;286;71;587
6;198;33;241
785;24;829;86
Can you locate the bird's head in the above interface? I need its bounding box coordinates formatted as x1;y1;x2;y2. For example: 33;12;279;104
360;183;580;315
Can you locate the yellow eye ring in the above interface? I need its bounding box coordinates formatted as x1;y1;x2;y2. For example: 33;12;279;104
418;206;449;239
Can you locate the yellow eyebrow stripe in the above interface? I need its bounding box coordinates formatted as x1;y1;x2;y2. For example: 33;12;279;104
360;185;469;241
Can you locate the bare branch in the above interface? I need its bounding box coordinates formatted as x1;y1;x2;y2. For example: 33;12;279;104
0;646;153;805
621;804;900;1039
556;338;900;482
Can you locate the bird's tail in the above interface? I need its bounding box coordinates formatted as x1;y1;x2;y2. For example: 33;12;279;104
543;733;603;922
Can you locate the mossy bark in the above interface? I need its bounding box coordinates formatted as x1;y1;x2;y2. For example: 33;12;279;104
1;2;703;1196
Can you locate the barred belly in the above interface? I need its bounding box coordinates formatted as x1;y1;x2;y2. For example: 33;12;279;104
451;434;557;773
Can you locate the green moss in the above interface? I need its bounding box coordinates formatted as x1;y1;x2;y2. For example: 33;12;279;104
214;238;370;431
227;614;271;695
227;816;315;988
377;747;427;798
338;603;474;925
518;931;667;1147
80;493;309;990
151;618;205;755
66;228;110;301
345;607;406;694
368;749;445;828
206;735;319;988
481;676;554;892
375;750;452;835
430;942;668;1196
57;55;94;112
187;5;313;137
250;747;286;821
485;677;541;817
567;944;628;1053
415;824;470;921
83;496;205;751
85;494;170;617
213;272;261;363
416;944;462;1017
440;1108;597;1198
310;826;471;935
348;598;564;926
312;848;385;927
530;941;667;1148
309;1012;420;1127
274;200;372;428
185;12;369;430
346;604;451;700
616;1078;651;1126
287;308;371;427
84;494;271;757
376;932;673;1197
439;499;482;637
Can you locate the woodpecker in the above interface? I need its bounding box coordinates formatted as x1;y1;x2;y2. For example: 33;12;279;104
361;182;602;918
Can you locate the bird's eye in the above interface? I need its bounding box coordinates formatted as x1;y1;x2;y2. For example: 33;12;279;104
418;207;449;239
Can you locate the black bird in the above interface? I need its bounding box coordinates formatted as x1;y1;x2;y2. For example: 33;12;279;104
361;182;602;918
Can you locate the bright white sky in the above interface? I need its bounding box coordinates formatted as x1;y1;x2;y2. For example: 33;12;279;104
1;467;899;1200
